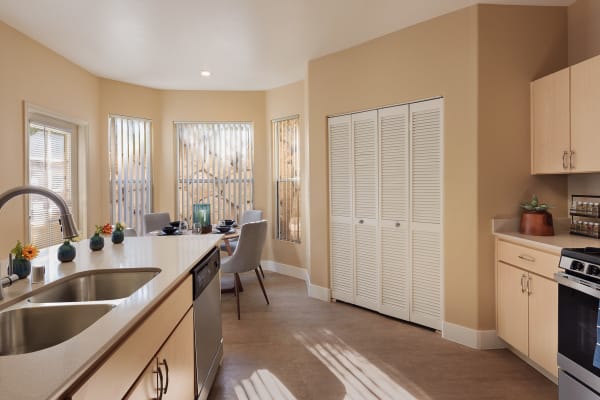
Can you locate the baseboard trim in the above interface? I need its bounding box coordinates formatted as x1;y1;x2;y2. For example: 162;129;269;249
260;260;330;302
308;284;331;302
442;321;506;350
260;260;309;281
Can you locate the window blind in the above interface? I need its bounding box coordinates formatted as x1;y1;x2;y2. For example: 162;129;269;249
28;121;76;248
176;122;254;224
108;115;153;235
273;116;301;242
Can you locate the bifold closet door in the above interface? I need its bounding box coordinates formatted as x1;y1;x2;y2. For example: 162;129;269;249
352;110;379;310
410;98;443;330
378;105;410;320
328;115;354;303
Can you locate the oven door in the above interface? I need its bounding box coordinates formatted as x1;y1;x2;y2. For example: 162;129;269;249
556;272;600;394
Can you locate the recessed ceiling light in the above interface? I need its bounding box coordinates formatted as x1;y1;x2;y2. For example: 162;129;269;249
200;70;211;77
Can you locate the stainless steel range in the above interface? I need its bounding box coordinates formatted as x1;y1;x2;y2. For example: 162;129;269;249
557;247;600;399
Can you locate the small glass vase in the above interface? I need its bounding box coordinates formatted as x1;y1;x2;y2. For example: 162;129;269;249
13;258;31;279
89;233;104;251
112;229;124;244
58;240;76;262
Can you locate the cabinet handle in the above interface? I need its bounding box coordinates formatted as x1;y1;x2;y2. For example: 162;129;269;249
570;150;575;169
563;150;569;169
518;254;535;262
520;274;527;293
153;362;164;400
527;276;532;295
160;358;169;394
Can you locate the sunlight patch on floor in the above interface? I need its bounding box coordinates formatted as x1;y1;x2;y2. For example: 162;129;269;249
233;369;297;400
295;329;430;400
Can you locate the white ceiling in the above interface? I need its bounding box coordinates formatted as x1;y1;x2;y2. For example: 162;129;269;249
0;0;574;90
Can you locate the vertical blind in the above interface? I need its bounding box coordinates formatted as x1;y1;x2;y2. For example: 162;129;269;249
176;122;254;225
28;121;76;248
273;116;301;242
108;115;152;235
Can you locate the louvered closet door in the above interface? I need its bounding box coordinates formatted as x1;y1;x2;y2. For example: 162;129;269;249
352;110;379;310
410;98;443;330
328;115;354;303
378;105;410;320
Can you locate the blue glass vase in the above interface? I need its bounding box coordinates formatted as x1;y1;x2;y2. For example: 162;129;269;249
89;233;104;251
112;230;124;244
13;258;31;279
58;240;76;262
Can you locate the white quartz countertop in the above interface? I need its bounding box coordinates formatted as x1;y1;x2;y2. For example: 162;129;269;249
493;218;600;253
0;234;222;400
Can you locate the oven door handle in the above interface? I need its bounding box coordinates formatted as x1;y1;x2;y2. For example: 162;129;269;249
555;272;600;299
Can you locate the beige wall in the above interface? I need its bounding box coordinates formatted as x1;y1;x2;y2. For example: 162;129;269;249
157;90;267;227
0;21;100;255
98;79;162;225
307;7;481;328
265;81;306;268
477;5;568;329
568;0;600;65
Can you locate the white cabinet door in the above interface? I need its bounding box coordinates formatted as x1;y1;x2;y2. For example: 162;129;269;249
329;115;354;302
379;105;410;319
410;99;443;330
352;110;379;309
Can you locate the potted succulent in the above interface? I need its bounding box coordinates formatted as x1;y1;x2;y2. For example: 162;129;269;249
112;222;125;244
519;195;554;236
90;223;112;251
11;240;39;278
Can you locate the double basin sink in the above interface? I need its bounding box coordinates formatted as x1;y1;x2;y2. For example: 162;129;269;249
0;268;160;356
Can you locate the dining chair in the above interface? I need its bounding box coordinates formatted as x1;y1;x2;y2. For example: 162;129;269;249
220;210;264;276
123;227;137;237
221;220;268;320
143;212;171;234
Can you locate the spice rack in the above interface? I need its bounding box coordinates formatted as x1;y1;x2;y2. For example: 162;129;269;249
569;195;600;238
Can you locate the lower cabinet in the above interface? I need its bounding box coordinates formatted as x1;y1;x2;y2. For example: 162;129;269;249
128;309;194;399
496;239;558;379
68;276;193;399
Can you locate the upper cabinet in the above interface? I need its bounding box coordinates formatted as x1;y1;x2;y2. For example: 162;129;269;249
571;55;600;173
531;69;570;174
531;54;600;174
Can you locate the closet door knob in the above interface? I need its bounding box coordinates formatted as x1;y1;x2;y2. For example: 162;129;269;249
395;222;401;227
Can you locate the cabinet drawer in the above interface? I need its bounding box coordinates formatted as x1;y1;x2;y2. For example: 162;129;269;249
497;240;559;279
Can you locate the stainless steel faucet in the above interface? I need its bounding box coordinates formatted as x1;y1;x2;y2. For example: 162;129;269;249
0;185;79;239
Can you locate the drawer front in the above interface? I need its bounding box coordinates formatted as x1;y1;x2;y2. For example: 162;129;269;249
497;240;559;280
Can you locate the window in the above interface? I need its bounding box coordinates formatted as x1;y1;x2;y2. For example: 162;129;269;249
273;116;300;242
176;122;253;224
28;118;77;248
108;115;153;235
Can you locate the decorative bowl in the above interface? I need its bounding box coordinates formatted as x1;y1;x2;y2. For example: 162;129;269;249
162;226;177;235
216;225;231;233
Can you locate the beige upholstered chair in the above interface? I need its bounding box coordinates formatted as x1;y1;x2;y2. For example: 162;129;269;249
220;210;264;277
143;212;171;234
221;220;268;320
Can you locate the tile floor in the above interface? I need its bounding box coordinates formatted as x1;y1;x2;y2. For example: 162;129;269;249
208;271;557;400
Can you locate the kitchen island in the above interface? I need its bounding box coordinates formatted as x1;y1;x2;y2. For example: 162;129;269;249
0;234;221;400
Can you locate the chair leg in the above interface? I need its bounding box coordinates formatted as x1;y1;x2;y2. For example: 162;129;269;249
234;273;241;320
255;268;269;305
258;264;265;278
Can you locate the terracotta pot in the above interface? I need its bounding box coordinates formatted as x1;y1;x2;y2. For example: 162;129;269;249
519;211;554;236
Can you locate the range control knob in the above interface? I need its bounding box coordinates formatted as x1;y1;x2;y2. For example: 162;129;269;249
588;264;600;276
571;261;585;272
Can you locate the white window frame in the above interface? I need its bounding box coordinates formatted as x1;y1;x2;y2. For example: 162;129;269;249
272;115;301;243
24;102;89;243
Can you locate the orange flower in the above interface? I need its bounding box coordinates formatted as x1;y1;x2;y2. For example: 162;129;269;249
101;223;113;235
22;244;39;261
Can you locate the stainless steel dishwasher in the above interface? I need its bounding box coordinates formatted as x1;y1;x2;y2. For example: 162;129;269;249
192;248;223;400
